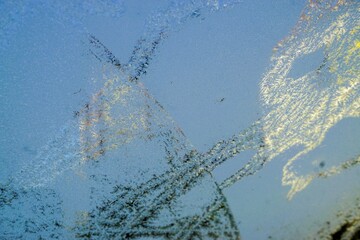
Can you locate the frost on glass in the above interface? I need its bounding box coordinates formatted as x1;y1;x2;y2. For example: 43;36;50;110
261;1;360;199
0;0;359;239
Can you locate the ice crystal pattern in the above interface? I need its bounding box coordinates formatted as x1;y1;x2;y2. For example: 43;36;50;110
1;0;359;239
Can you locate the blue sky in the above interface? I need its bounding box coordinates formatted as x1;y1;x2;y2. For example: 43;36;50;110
1;0;360;239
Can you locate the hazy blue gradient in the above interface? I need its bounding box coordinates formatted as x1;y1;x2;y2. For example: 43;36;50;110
1;0;359;239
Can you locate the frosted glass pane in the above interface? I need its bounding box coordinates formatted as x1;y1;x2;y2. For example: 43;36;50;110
1;0;359;239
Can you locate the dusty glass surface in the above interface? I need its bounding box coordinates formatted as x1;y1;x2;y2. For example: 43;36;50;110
0;0;359;239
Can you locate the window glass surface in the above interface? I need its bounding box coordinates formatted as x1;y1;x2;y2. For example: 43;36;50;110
1;0;359;239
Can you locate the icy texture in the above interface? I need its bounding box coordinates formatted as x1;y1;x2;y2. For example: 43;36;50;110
261;0;360;198
2;0;243;239
1;0;359;239
217;0;360;199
